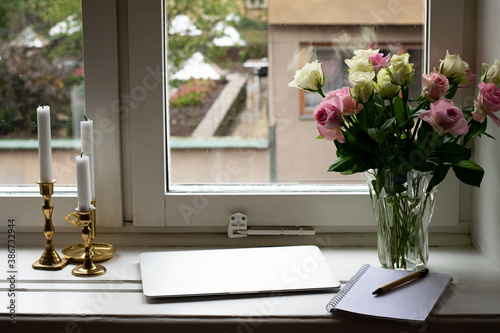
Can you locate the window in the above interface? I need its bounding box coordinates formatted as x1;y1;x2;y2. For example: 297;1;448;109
125;0;462;230
3;0;470;235
0;0;86;227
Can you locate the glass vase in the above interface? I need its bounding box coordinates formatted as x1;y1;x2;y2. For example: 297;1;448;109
363;169;439;270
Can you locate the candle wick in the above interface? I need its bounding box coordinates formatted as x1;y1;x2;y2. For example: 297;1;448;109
83;115;88;121
81;151;84;158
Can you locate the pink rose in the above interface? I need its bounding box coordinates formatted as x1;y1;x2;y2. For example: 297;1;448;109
316;124;345;142
313;95;345;142
418;97;468;135
473;82;500;126
465;69;476;84
369;52;390;73
323;87;362;115
422;71;449;102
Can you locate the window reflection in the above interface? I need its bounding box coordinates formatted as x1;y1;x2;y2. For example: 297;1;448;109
0;1;83;185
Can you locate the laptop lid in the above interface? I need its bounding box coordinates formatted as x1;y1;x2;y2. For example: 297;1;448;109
139;245;340;298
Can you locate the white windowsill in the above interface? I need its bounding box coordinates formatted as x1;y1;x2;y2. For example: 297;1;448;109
1;245;500;332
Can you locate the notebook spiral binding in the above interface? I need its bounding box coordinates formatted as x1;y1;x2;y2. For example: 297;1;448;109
326;264;371;312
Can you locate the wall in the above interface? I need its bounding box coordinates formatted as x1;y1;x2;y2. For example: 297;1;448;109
269;0;424;25
473;0;500;266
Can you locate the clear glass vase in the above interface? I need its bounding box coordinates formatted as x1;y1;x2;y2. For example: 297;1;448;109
363;169;439;270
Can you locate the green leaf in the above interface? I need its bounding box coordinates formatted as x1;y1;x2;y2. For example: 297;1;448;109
367;128;386;143
445;83;459;99
328;155;359;172
435;142;471;164
412;100;430;115
483;131;496;140
381;117;396;130
393;97;406;122
428;163;451;190
464;120;487;144
452;160;484;187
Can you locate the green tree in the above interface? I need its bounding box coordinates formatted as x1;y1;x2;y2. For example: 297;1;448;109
0;0;83;137
166;0;241;77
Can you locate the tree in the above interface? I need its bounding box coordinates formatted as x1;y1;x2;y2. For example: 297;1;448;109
0;0;83;137
166;0;241;78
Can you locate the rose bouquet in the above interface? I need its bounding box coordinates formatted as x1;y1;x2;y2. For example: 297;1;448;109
289;49;500;269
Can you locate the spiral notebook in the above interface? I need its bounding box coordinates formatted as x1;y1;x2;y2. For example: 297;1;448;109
326;264;453;322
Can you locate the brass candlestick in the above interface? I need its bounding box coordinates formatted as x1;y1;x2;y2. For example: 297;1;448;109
32;180;69;270
65;209;106;277
62;198;116;262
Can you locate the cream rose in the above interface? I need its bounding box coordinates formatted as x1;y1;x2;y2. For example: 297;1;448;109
288;60;325;93
375;69;399;99
345;56;371;72
388;53;414;86
349;70;375;103
439;51;469;84
481;59;500;86
345;49;379;72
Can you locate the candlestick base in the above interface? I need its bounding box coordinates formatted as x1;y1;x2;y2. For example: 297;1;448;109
62;242;116;263
32;245;69;270
72;257;107;277
33;180;68;271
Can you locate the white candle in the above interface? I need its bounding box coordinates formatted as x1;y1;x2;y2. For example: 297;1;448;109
80;118;95;197
76;154;92;211
37;106;52;183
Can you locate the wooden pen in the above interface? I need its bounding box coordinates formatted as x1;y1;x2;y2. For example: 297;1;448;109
372;268;429;295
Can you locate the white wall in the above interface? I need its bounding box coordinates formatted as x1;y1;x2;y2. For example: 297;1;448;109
473;0;500;266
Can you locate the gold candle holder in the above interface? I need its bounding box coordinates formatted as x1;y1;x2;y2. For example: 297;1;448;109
65;209;106;277
62;198;116;262
32;180;69;270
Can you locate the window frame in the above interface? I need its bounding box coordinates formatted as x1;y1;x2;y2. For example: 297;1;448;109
1;0;471;234
0;0;123;230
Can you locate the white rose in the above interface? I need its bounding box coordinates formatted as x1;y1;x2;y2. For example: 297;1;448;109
482;59;500;86
389;53;414;85
439;51;469;84
345;49;379;72
375;69;400;99
288;60;324;92
349;70;375;103
345;57;371;72
353;48;379;58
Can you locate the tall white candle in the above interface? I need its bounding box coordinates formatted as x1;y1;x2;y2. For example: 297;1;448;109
76;154;92;211
80;118;95;197
37;106;52;183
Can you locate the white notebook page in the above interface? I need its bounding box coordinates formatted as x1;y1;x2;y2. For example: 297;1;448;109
327;264;453;322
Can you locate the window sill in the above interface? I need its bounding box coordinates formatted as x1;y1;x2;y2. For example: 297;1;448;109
2;246;500;332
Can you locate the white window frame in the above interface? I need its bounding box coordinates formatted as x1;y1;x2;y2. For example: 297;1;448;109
0;0;471;235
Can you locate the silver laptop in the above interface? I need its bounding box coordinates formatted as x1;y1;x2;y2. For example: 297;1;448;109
139;245;340;298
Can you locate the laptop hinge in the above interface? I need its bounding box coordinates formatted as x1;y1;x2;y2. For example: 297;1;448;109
228;212;316;238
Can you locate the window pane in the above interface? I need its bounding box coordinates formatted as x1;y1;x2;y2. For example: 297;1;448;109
0;0;83;186
168;0;424;187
